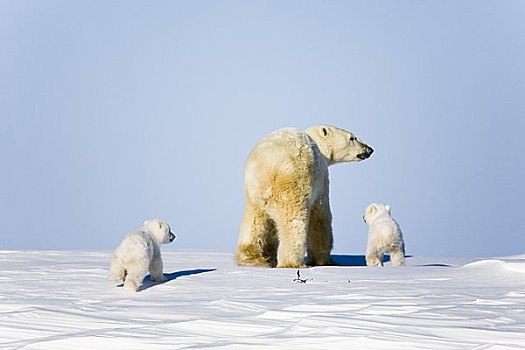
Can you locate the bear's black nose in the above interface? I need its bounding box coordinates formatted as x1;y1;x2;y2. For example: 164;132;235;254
357;146;374;160
169;232;176;242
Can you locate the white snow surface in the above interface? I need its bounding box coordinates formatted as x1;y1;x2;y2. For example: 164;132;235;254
1;250;524;349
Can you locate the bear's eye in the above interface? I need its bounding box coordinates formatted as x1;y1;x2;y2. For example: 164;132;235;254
349;136;356;142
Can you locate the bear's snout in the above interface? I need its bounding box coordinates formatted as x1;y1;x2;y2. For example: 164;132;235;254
169;232;176;242
357;145;374;160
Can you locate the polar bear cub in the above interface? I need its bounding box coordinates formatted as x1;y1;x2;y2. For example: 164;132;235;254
363;203;405;267
109;219;175;292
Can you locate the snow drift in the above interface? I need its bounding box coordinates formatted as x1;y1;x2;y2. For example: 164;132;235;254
0;251;524;349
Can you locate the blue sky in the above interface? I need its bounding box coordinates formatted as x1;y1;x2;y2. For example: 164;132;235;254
1;1;524;257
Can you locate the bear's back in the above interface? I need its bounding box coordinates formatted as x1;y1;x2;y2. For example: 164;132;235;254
243;127;327;206
246;127;319;173
113;230;155;261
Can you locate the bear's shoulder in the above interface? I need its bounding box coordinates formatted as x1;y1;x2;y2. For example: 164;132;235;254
125;229;155;243
258;127;316;150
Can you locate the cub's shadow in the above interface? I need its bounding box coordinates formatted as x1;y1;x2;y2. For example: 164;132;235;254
331;255;390;267
139;268;216;291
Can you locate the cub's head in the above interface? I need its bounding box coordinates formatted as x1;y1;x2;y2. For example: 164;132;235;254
144;219;176;244
305;125;373;166
363;203;391;225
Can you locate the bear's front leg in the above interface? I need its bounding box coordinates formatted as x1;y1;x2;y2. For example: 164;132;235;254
149;255;166;282
306;198;334;266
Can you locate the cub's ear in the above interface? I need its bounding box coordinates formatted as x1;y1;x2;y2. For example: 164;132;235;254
367;204;377;215
144;220;149;226
385;204;391;213
319;125;331;138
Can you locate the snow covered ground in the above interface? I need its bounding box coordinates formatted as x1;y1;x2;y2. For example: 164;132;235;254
0;250;524;349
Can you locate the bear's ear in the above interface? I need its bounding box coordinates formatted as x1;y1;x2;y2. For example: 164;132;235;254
367;205;377;216
158;221;163;229
385;204;391;213
320;125;331;138
144;220;149;226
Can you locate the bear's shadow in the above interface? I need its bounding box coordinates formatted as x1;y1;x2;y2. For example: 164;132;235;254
332;255;449;267
331;255;390;266
138;268;216;292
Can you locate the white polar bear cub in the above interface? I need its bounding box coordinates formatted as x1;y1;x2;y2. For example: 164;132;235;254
363;203;405;267
109;219;175;292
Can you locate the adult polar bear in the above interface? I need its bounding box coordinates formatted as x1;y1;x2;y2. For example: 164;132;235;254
235;125;374;268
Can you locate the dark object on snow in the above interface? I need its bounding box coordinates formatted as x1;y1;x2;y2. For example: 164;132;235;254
293;270;308;283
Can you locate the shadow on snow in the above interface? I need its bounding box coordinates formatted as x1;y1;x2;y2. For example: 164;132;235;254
331;255;390;267
139;268;216;291
330;255;444;267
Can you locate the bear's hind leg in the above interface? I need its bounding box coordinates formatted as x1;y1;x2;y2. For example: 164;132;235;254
389;247;406;266
273;208;308;268
235;204;273;267
109;259;126;284
123;269;146;292
123;258;149;292
261;220;278;267
366;249;384;267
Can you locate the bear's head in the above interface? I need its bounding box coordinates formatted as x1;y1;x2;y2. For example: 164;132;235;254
144;219;176;244
305;125;374;166
363;203;391;225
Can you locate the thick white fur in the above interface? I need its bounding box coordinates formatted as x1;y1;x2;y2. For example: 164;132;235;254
364;203;405;266
235;125;373;268
109;219;175;292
